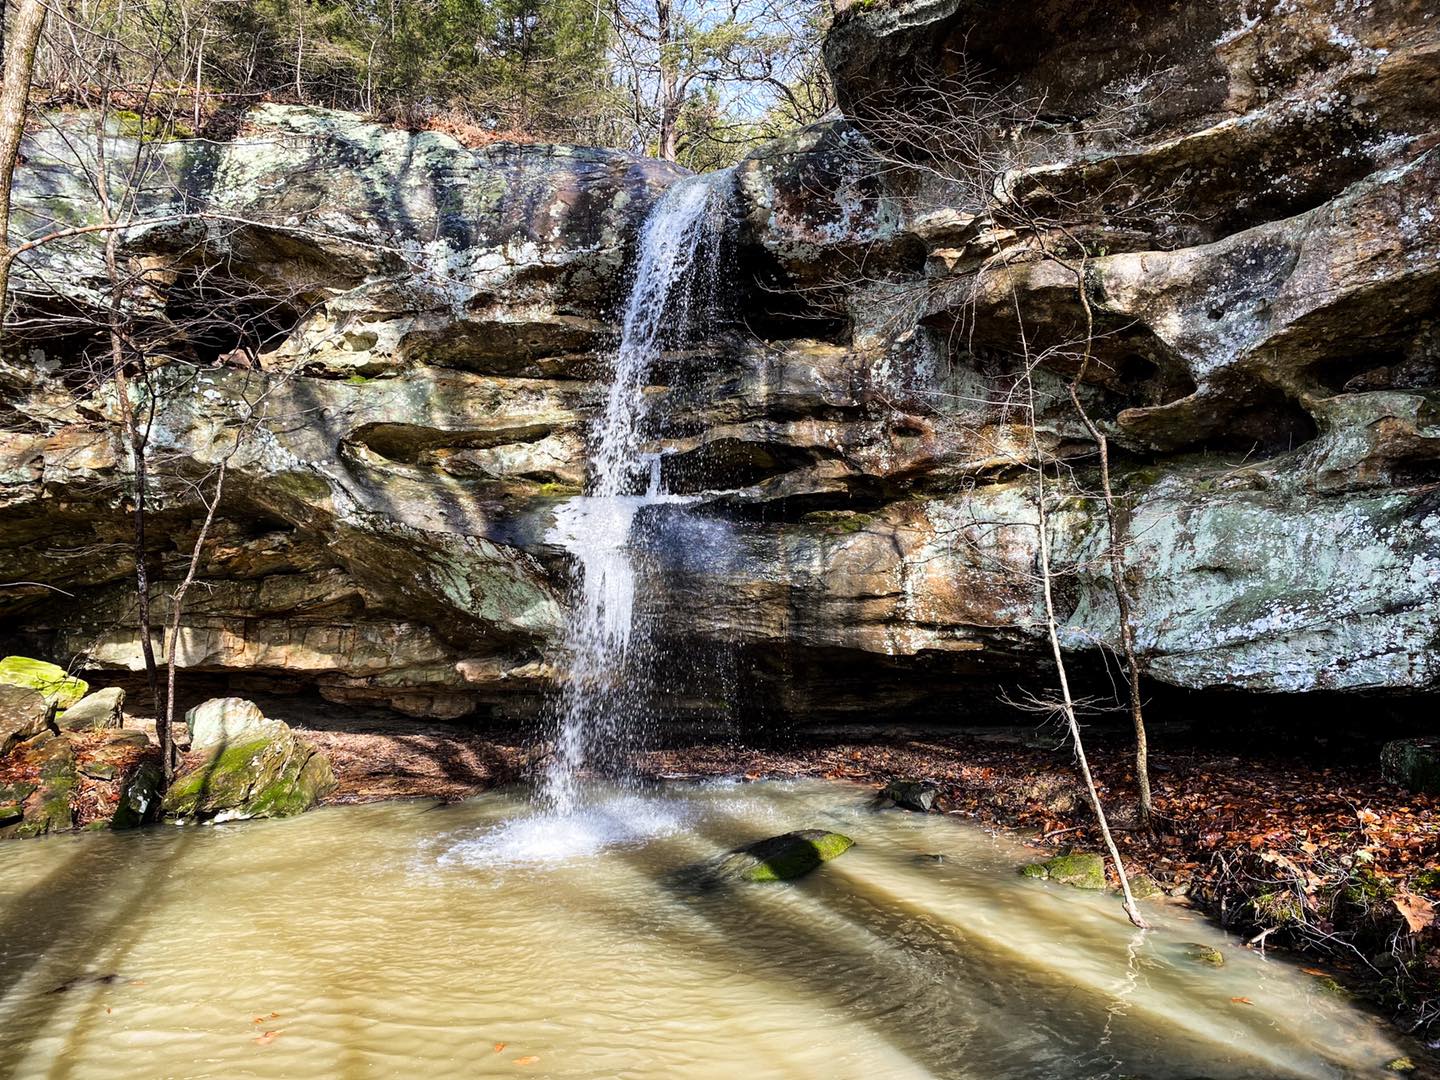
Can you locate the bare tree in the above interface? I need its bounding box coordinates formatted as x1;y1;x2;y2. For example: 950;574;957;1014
0;0;49;314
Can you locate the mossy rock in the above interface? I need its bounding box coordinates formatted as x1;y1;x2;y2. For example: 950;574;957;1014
15;736;76;838
1020;852;1107;890
717;830;854;883
0;657;88;711
1386;1057;1416;1073
163;728;336;823
1251;888;1305;926
1128;873;1163;900
1184;943;1224;967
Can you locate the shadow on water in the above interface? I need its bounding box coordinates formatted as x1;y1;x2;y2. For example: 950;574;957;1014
535;804;1338;1080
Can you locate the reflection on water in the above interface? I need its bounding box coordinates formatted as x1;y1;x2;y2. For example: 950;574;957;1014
0;781;1402;1079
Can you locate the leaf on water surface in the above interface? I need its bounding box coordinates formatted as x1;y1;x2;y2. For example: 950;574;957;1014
513;1055;540;1065
1393;890;1436;934
1301;967;1332;977
1230;997;1254;1006
255;1031;280;1046
493;1043;507;1053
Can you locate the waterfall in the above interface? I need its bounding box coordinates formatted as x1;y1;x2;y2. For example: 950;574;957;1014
541;171;730;814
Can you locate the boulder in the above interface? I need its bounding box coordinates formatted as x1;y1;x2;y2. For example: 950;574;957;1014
1381;739;1440;795
1184;943;1225;967
0;684;53;756
14;734;76;838
715;830;855;883
1020;852;1107;890
185;697;286;751
57;686;124;731
110;759;164;830
876;779;939;812
0;657;87;711
163;712;336;823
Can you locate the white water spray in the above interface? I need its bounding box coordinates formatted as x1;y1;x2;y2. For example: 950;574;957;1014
541;171;730;814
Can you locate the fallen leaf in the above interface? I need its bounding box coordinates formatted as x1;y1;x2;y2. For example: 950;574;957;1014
1230;997;1254;1006
1393;890;1436;934
513;1055;540;1066
493;1043;507;1053
255;1031;280;1046
1301;967;1331;977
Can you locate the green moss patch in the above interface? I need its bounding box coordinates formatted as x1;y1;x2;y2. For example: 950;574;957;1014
717;830;855;883
1020;852;1106;890
0;656;88;710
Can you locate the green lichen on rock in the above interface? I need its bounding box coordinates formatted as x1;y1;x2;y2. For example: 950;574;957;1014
717;830;854;883
1386;1057;1417;1073
0;657;87;711
163;723;336;823
16;736;76;837
1021;852;1107;890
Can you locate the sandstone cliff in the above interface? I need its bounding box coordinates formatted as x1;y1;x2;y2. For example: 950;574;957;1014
1;0;1436;721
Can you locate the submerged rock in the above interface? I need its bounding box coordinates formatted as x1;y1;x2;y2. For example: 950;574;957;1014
0;657;87;711
164;708;336;823
1020;852;1107;890
0;685;53;756
1184;943;1225;968
876;780;939;812
716;830;854;883
1380;739;1440;795
57;687;124;732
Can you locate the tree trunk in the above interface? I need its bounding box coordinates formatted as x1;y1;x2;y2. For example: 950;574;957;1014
0;0;48;319
655;0;679;160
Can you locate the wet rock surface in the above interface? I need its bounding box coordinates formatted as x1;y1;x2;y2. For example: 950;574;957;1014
0;0;1434;720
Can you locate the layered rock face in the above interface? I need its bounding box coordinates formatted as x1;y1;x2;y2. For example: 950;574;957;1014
1;0;1436;722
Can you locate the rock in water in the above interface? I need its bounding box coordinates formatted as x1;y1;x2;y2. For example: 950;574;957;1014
57;687;124;731
877;780;938;812
0;657;87;711
1380;739;1440;795
164;705;336;823
185;697;287;750
0;685;53;756
717;830;855;883
1019;852;1107;890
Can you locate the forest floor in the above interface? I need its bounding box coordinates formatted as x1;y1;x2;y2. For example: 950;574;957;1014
283;709;1440;1052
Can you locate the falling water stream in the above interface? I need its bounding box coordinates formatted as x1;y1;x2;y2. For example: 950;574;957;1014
541;171;730;816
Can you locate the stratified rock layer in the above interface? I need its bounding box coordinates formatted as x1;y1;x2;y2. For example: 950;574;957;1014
0;0;1436;721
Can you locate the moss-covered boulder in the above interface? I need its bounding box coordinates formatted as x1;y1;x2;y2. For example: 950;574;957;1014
716;830;854;883
0;656;88;711
57;687;124;731
1381;739;1440;795
163;719;336;823
1020;851;1107;890
14;735;77;838
0;684;53;756
876;779;938;812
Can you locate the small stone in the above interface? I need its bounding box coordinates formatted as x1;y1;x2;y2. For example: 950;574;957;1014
877;779;938;812
0;656;88;710
57;687;124;731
